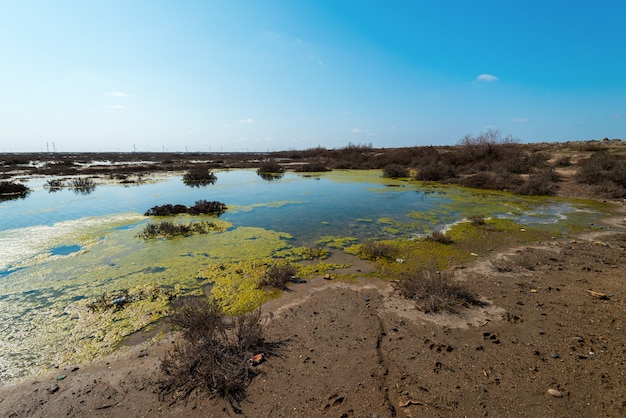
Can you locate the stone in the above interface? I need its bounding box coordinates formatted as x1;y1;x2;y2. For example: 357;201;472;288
547;388;563;398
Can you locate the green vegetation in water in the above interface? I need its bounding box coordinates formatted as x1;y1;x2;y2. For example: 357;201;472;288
137;220;230;240
316;235;359;249
63;284;180;365
0;220;296;382
199;259;349;314
347;218;557;278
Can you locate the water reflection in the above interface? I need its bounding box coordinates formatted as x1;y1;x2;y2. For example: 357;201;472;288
258;172;284;181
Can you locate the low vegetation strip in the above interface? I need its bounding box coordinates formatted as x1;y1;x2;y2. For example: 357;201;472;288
0;181;30;197
144;200;227;216
138;220;228;240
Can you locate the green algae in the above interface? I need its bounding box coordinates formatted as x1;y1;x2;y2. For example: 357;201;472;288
228;200;306;213
199;259;349;315
347;218;558;278
316;235;359;249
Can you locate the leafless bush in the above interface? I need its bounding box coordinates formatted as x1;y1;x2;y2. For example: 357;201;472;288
514;169;560;196
159;298;269;405
293;162;331;172
468;214;485;226
182;166;217;186
554;155;572;167
258;263;297;290
393;269;485;314
257;160;284;174
576;152;626;195
357;240;397;260
382;164;409;178
145;200;226;216
0;181;30;197
138;220;220;239
426;230;453;244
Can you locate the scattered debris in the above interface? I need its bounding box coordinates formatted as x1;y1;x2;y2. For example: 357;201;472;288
249;353;265;366
587;289;610;300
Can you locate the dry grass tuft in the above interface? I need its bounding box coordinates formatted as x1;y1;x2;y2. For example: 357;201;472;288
393;269;485;314
159;298;277;406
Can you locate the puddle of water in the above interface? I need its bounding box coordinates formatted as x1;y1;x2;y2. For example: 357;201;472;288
50;244;82;256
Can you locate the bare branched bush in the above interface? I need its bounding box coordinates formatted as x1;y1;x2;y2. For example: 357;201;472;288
182;166;217;186
138;220;222;239
293;162;331;172
258;263;297;290
576;152;626;197
468;214;485;226
426;230;453;244
554;155;571;167
382;164;409;178
393;269;485;314
357;240;397;260
0;181;31;197
145;200;226;216
159;298;269;405
514;169;560;196
257;160;284;174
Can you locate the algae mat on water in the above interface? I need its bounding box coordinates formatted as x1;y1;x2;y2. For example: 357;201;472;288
0;215;297;382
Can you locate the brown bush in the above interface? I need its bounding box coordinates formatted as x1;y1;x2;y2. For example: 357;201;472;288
258;263;297;290
0;181;30;197
357;240;397;260
382;164;409;178
576;152;626;187
393;269;485;314
257;160;284;174
182;166;217;186
468;214;486;226
159;298;271;405
426;230;453;244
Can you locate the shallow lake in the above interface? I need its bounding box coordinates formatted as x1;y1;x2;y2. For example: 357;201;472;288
0;169;607;381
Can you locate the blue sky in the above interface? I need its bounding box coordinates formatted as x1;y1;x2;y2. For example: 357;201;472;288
1;1;624;152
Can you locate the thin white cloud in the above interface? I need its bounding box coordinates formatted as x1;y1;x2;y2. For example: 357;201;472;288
238;118;254;124
511;118;529;123
476;74;498;82
105;105;128;110
352;128;362;134
104;92;128;97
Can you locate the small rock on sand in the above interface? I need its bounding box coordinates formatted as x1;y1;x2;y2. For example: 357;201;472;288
548;388;563;398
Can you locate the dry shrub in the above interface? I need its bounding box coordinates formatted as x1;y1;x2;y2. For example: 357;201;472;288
382;164;409;178
145;200;226;216
259;263;297;290
159;298;271;405
426;230;453;244
393;269;484;314
257;160;284;174
293;162;331;172
138;220;220;239
468;214;485;226
514;168;560;196
182;166;217;186
0;181;30;197
357;240;397;260
576;152;626;197
491;249;549;272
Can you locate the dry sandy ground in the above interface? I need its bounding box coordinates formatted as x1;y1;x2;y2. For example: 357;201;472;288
1;210;626;417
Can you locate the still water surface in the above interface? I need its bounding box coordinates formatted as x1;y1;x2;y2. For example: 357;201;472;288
0;170;602;381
